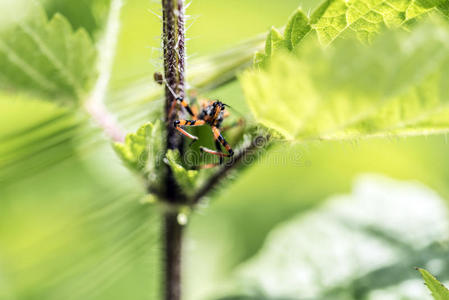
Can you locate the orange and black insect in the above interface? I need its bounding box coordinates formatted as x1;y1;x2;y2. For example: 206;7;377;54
174;96;234;164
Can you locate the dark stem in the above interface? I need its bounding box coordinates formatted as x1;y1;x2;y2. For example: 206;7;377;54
176;0;186;98
162;0;186;203
161;0;187;299
163;0;185;153
159;1;268;298
164;212;184;300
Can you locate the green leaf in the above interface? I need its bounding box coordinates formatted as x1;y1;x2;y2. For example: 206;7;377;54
0;2;97;102
43;0;111;36
0;92;82;184
256;0;449;67
164;149;225;197
418;268;449;300
0;143;162;299
285;9;311;50
165;149;199;193
229;175;449;299
265;27;288;57
242;20;449;141
113;121;164;183
256;10;311;68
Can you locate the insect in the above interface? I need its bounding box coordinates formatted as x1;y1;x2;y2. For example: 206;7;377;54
173;96;235;164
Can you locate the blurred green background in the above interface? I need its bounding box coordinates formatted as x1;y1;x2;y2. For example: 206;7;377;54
1;0;449;300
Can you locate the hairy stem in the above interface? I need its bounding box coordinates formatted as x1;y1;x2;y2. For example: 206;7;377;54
162;0;186;202
163;0;185;152
161;0;187;299
164;212;183;300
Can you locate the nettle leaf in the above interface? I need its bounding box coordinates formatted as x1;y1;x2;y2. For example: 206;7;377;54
284;9;311;50
256;9;310;68
257;0;449;67
418;268;449;300
165;150;199;193
231;175;449;299
242;20;449;141
43;0;112;36
164;149;219;197
0;1;97;102
114;121;164;184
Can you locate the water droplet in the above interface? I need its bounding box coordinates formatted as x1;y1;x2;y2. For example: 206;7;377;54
177;213;188;225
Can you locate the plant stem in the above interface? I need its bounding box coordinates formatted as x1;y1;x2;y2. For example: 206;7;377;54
161;0;187;299
164;212;183;300
163;0;185;152
85;0;125;142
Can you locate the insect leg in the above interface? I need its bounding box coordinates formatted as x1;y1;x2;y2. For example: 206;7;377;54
192;140;224;169
199;147;230;157
174;120;205;140
213;126;234;156
215;140;224;164
176;97;196;118
200;126;234;157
